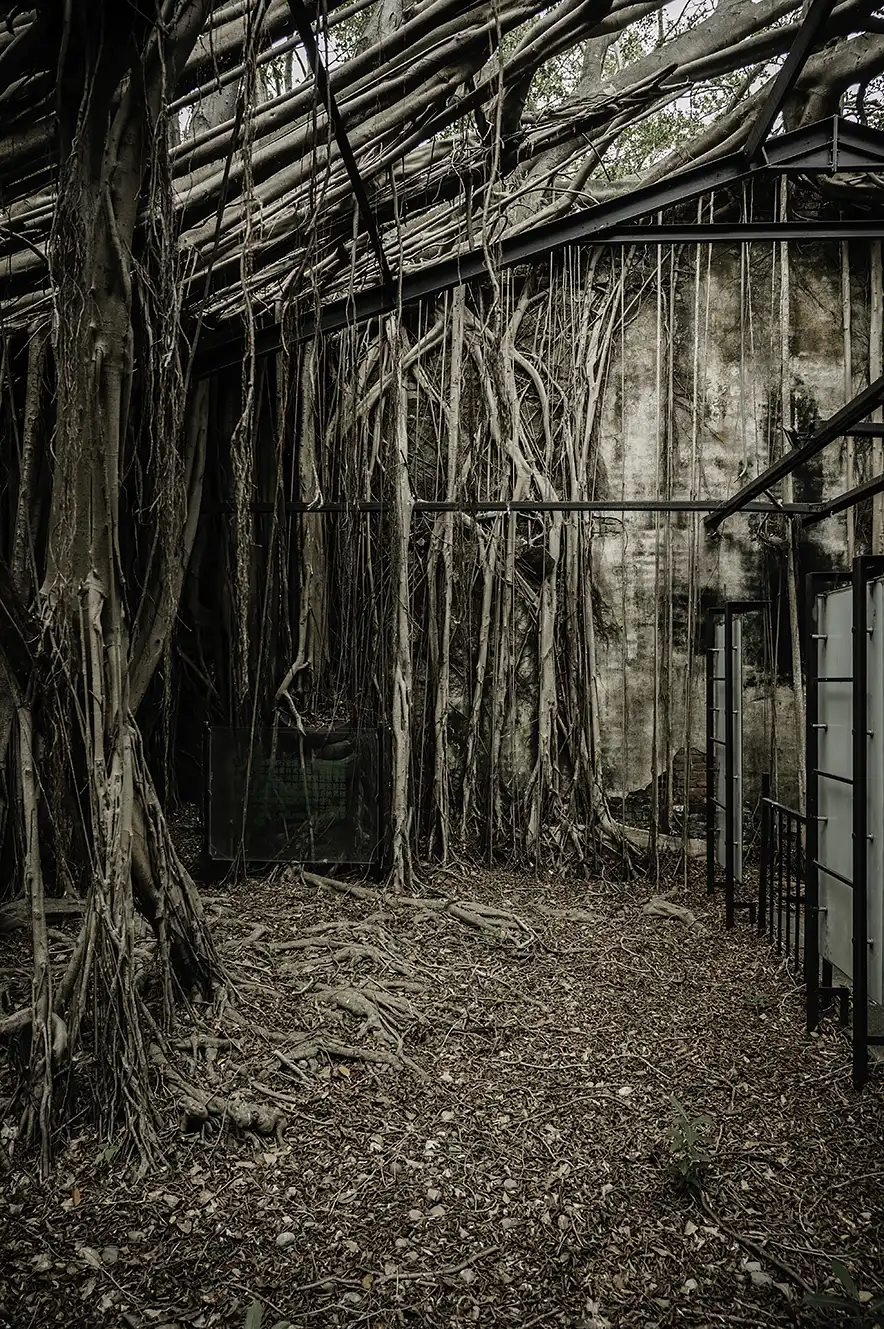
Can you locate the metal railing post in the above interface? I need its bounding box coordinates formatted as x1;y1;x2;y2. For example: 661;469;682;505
706;611;717;897
759;772;772;934
725;606;736;929
805;572;823;1030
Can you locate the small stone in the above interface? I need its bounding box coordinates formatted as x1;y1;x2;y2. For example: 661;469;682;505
101;1247;119;1266
408;1209;423;1222
503;1178;518;1192
276;1231;298;1249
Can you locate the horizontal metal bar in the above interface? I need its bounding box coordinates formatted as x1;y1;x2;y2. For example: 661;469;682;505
202;499;816;516
814;769;853;785
804;470;884;527
814;860;853;887
848;423;884;437
817;675;853;683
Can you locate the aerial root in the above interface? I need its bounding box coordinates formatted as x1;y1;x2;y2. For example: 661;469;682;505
149;1042;285;1139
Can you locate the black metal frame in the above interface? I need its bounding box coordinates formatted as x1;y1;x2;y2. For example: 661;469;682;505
706;600;766;928
744;0;839;160
205;498;815;517
284;0;393;287
195;109;884;373
803;471;884;528
204;723;390;871
851;556;884;1085
804;558;884;1089
706;373;884;532
759;772;808;983
804;568;852;1041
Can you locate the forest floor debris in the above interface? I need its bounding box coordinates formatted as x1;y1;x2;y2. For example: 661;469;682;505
1;857;883;1328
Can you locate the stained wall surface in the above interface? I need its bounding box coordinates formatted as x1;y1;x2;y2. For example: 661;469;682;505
592;241;874;807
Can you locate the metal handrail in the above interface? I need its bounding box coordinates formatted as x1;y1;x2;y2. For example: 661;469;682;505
760;795;807;824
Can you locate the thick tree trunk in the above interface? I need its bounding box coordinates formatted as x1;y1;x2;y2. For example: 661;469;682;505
0;0;221;1165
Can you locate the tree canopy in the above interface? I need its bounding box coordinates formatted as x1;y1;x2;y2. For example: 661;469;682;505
3;0;884;338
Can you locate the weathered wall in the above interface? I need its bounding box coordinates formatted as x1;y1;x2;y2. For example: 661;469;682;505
593;239;876;808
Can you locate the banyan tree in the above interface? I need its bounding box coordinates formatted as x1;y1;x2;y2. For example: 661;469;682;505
1;0;884;1163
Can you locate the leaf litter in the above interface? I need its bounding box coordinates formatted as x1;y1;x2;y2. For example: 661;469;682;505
1;861;883;1327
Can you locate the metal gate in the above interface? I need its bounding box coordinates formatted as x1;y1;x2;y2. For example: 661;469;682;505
806;557;884;1086
706;601;766;927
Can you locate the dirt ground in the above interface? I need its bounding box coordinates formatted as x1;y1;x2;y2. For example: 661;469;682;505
1;860;883;1329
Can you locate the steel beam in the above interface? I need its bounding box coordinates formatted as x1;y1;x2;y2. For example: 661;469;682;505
803;471;884;526
705;373;884;533
744;0;839;161
205;499;815;516
764;115;884;173
284;0;393;287
197;216;884;373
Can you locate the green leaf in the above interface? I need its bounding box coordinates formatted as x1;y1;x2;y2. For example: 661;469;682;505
244;1301;263;1329
803;1293;857;1312
832;1260;859;1300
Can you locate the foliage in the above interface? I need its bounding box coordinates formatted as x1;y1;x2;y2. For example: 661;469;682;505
804;1261;884;1325
667;1096;714;1186
243;1300;292;1329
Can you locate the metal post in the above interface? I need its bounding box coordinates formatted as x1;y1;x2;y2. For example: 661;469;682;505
706;611;717;897
852;557;875;1089
796;814;804;978
777;808;784;951
725;606;736;929
759;772;772;933
785;809;793;960
805;573;823;1029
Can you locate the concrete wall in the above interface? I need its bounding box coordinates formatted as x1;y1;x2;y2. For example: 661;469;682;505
591;240;875;806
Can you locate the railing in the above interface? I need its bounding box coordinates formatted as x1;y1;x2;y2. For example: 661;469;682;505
758;773;807;981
